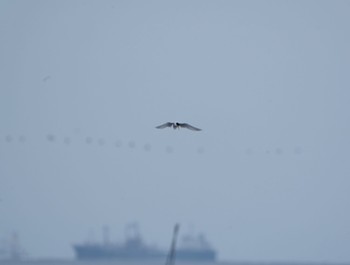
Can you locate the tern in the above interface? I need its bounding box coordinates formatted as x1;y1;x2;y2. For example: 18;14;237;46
156;122;201;131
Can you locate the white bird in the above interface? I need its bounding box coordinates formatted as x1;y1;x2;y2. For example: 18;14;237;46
156;122;201;131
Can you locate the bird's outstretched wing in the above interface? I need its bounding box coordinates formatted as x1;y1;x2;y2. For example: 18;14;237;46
178;123;201;131
156;122;173;129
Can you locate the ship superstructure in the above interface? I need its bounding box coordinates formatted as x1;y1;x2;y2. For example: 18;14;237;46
73;224;216;262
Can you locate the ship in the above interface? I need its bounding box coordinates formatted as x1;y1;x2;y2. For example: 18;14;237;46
73;224;217;262
176;233;216;261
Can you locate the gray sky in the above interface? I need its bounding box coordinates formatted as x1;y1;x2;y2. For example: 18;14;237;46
1;0;350;263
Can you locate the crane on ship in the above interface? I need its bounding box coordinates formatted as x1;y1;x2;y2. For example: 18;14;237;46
165;224;180;265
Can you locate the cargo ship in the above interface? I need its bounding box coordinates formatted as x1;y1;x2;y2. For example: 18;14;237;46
73;224;216;262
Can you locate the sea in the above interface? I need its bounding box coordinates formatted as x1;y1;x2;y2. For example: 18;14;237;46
0;260;230;265
0;260;347;265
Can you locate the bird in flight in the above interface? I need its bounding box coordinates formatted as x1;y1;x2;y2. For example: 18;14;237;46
156;122;202;131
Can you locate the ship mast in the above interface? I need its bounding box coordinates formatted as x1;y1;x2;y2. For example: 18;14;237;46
165;224;180;265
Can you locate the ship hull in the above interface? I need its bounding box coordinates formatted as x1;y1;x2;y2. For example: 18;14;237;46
74;245;216;262
74;244;165;260
177;249;216;261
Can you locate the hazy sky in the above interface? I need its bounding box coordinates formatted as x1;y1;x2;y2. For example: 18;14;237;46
1;0;350;263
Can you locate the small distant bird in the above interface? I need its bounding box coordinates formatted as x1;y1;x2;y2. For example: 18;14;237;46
42;75;51;82
156;122;201;131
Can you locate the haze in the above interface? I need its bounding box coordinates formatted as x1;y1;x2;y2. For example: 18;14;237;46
1;0;350;263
